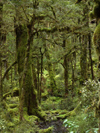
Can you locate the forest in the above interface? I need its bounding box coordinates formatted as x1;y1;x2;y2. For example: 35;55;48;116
0;0;100;132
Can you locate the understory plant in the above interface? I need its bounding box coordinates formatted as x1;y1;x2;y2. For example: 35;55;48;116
63;79;100;132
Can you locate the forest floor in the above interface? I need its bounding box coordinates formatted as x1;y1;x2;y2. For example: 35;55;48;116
1;90;77;133
39;120;68;133
1;88;99;132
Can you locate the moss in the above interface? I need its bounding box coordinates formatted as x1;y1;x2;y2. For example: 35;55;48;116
13;117;20;124
42;90;48;100
56;114;69;119
89;11;95;20
23;107;46;121
24;114;39;122
9;104;18;108
14;120;39;133
3;91;11;99
8;107;19;116
7;122;15;128
93;3;100;19
3;88;19;100
12;88;19;97
36;110;47;120
39;126;53;133
45;109;69;121
6;97;19;104
93;23;100;55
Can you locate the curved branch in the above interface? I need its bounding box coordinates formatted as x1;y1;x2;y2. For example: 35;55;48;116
2;61;17;82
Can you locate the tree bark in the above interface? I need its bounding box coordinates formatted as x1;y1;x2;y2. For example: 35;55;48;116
88;33;94;80
39;48;43;103
62;40;69;95
0;0;3;101
80;35;87;84
44;43;57;95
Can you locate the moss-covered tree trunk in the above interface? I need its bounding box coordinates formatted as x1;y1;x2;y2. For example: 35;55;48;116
0;53;2;101
15;24;27;120
0;0;3;101
15;24;27;90
88;33;94;80
39;48;43;103
44;43;57;95
62;40;69;95
71;51;76;92
15;24;38;119
93;22;100;132
80;35;87;84
93;23;100;80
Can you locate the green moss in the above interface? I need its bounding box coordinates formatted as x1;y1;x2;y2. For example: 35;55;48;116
14;120;39;133
56;114;69;119
39;126;53;133
3;92;11;99
93;4;100;19
93;23;100;55
8;107;19;116
42;90;48;100
13;117;20;124
12;88;19;96
89;11;95;19
7;122;15;128
36;110;47;120
6;97;19;104
24;114;39;122
9;104;18;108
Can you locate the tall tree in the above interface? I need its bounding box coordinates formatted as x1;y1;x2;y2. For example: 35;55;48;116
0;0;3;101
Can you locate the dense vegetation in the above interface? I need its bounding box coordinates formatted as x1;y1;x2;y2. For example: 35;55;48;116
0;0;100;132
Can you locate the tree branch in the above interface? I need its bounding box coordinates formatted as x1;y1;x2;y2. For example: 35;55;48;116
2;61;17;82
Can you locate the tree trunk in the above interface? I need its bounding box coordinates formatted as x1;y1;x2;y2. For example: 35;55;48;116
71;51;76;91
4;60;9;80
39;48;43;104
0;0;3;101
37;56;40;102
62;40;69;95
80;35;87;84
44;43;57;95
0;53;2;101
88;33;94;80
15;23;40;120
15;24;27;120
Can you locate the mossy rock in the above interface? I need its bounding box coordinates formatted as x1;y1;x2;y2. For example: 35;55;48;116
39;126;53;133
